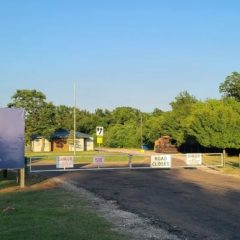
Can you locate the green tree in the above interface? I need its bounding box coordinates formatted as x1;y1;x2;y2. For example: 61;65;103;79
55;105;73;130
110;107;141;125
143;113;164;148
161;91;198;145
186;99;240;149
8;89;48;143
219;72;240;101
105;123;140;148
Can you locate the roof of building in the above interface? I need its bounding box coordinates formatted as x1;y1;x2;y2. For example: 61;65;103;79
31;129;92;140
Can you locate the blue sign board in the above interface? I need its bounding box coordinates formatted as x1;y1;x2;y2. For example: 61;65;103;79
0;108;25;169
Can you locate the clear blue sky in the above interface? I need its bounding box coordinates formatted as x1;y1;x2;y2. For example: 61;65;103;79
1;0;240;112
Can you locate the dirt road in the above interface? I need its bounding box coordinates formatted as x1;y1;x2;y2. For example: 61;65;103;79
53;167;240;240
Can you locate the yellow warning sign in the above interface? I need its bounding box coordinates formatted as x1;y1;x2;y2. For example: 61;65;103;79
97;137;103;144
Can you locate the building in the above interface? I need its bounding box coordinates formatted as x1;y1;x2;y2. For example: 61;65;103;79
31;134;51;152
31;129;94;152
51;129;94;152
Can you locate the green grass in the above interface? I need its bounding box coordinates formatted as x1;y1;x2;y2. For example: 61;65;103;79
0;171;18;189
26;151;148;170
0;187;126;240
221;156;240;175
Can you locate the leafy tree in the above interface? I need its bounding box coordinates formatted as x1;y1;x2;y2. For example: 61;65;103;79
55;105;73;130
143;114;165;147
170;91;198;111
219;72;240;101
186;99;240;149
105;123;140;148
8;89;48;143
37;102;56;139
110;107;141;125
161;91;198;145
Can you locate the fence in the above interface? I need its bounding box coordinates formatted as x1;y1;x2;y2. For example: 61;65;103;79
28;152;224;173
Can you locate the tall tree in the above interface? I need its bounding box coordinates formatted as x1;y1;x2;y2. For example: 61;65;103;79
8;89;57;147
161;91;198;145
8;89;47;143
105;123;140;148
219;72;240;101
186;99;240;149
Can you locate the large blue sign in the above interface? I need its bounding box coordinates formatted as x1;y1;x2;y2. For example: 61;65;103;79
0;108;25;169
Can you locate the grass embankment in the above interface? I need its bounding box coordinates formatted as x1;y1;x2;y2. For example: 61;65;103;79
0;180;126;240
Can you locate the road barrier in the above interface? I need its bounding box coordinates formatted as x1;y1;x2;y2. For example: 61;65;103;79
27;152;224;173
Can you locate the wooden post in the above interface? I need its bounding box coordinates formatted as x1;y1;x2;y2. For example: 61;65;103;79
19;168;25;188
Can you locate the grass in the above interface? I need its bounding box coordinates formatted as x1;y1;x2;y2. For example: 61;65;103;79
0;186;127;240
0;171;18;189
26;151;148;171
202;154;240;175
221;156;240;176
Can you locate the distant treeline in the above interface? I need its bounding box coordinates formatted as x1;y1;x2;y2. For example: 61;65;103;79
7;72;240;153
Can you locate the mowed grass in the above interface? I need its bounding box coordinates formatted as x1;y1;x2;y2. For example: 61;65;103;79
0;171;18;189
0;187;126;240
26;151;148;170
222;156;240;176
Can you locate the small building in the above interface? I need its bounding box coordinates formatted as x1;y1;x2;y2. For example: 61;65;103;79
31;129;94;152
51;129;94;152
31;134;51;152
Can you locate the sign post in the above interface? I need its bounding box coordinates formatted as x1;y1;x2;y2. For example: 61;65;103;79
96;126;104;151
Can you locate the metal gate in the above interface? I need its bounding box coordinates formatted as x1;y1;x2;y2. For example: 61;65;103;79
28;152;224;173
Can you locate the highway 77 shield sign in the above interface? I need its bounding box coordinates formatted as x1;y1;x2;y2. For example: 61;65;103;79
96;126;104;136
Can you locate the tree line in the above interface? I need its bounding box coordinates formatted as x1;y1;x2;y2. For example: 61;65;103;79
7;72;240;153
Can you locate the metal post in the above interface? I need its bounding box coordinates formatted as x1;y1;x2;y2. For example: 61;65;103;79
128;154;132;169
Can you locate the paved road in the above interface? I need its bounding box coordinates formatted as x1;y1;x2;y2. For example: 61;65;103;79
54;167;240;240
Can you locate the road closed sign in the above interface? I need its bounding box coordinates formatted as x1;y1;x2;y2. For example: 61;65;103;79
93;156;104;166
56;156;74;169
151;155;171;168
186;153;202;165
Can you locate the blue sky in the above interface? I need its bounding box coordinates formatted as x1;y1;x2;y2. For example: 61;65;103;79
1;0;240;112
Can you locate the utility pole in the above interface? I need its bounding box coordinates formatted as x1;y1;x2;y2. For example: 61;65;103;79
141;114;143;149
74;81;76;156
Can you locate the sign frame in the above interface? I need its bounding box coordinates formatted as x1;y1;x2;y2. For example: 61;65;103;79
93;156;104;167
56;156;74;169
151;155;172;169
96;126;104;136
186;153;202;165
